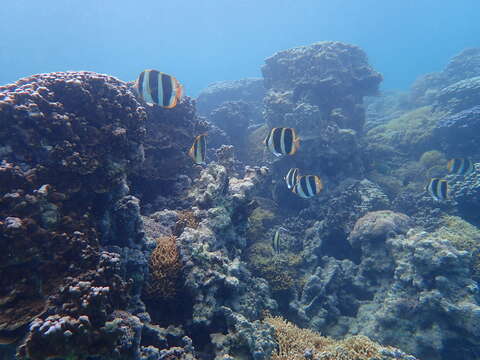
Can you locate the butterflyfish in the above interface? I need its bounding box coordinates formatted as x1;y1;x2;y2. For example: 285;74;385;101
292;175;323;199
264;127;300;157
426;178;448;201
285;168;300;190
136;69;183;108
272;229;281;255
189;134;207;165
447;158;474;176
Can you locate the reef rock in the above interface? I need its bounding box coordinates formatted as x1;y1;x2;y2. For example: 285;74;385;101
0;71;152;359
291;210;480;360
208;101;252;163
410;48;480;107
261;41;382;182
196;78;265;124
434;105;480;157
129;95;200;209
142;163;277;359
435;76;480;113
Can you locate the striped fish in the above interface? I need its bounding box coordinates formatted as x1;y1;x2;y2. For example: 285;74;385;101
426;178;448;201
292;175;323;199
264;127;300;157
188;134;207;165
285;168;300;190
136;69;183;108
272;229;281;255
447;158;474;176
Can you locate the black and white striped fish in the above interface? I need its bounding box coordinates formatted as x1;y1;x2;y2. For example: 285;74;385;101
188;134;207;165
426;178;448;201
136;69;183;108
292;175;323;199
447;158;474;176
285;168;300;190
264;127;300;157
272;229;281;255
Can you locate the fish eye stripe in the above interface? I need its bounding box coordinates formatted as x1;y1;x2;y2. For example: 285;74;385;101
161;73;173;107
149;70;160;105
307;176;317;195
284;128;293;154
272;128;283;155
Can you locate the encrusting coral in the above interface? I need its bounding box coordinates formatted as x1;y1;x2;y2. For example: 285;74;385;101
144;235;182;300
265;316;414;360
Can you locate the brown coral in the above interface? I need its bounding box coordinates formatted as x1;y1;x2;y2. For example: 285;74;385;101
144;235;182;299
265;316;400;360
173;210;199;236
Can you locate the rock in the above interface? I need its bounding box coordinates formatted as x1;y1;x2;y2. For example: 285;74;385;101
410;48;480;107
196;78;265;124
348;210;412;248
262;41;382;183
435;76;480;113
434;105;480;156
0;72;147;343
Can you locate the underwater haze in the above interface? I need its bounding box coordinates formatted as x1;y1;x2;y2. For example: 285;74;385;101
1;0;480;95
4;1;480;360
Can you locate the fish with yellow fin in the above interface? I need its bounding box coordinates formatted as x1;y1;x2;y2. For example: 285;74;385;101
136;69;184;108
264;127;300;156
292;175;323;199
188;134;207;165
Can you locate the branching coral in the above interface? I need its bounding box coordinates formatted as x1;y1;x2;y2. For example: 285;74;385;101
174;210;199;236
246;242;302;292
144;236;182;299
265;316;403;360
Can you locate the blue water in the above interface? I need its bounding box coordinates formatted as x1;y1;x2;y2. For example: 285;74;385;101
1;0;479;96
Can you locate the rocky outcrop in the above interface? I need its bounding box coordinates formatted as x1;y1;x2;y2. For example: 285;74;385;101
290;211;480;360
434;105;480;156
0;71;149;359
435;76;480;113
196;78;265;124
142;164;277;360
410;48;480;107
261;41;382;183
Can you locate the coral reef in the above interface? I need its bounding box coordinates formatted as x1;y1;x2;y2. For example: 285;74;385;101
410;47;480;107
290;209;480;359
4;42;480;360
265;316;415;360
128;95;200;210
261;41;382;187
196;78;265;125
434;105;480;157
208;101;252;163
435;76;480;113
364;91;410;131
365;106;441;157
0;72;146;352
143;235;182;300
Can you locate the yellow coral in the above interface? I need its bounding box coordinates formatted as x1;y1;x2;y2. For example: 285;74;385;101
265;316;397;360
144;235;182;299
